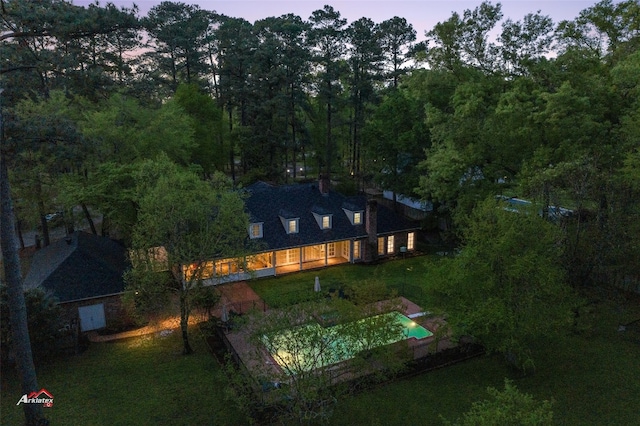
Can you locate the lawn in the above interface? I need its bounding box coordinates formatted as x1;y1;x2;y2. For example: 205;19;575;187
332;328;640;425
249;255;431;307
3;257;639;425
251;256;640;425
1;327;248;426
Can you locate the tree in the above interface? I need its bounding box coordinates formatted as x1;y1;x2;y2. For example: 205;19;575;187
345;17;383;180
8;91;86;246
428;197;576;371
243;16;290;179
497;12;554;77
378;17;416;88
308;5;347;179
225;296;409;424
276;14;312;181
142;1;213;92
1;0;141;104
425;1;502;76
128;158;249;354
1;287;64;363
173;83;225;175
0;125;46;425
362;89;428;203
555;0;640;61
214;15;256;182
1;2;137;423
444;379;554;425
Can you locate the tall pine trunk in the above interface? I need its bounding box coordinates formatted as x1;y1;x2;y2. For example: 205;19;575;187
1;112;47;425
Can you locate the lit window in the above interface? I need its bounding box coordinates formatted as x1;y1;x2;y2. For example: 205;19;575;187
378;237;385;255
407;232;415;250
353;211;362;224
387;235;395;254
327;243;335;257
249;223;263;239
322;215;330;229
288;219;298;234
353;241;360;259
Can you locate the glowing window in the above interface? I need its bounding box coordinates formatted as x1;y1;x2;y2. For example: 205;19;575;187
407;232;415;250
249;223;263;239
387;235;395;254
353;241;360;259
322;215;331;229
353;212;362;224
288;219;298;234
378;237;385;255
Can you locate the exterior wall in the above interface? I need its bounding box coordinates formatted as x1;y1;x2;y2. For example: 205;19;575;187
364;200;378;262
374;231;418;258
59;294;129;331
192;230;417;284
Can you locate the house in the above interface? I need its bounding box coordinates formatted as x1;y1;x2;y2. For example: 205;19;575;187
184;177;421;284
23;231;130;332
382;190;433;220
497;196;574;222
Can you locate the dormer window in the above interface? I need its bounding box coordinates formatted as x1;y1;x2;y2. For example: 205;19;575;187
343;208;364;226
279;209;299;234
313;211;332;230
322;215;331;229
288;219;298;234
249;223;263;239
353;211;362;225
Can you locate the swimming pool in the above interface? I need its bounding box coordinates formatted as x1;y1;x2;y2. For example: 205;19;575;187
264;311;433;374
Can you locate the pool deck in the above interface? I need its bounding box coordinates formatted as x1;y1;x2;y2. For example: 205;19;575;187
222;295;453;385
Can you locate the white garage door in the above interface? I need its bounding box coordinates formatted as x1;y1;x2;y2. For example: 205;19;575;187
78;304;106;332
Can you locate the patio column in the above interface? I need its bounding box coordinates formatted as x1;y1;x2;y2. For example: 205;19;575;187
324;243;328;266
299;247;303;271
273;251;278;276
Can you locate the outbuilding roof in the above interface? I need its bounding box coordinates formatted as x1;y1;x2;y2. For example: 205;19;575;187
23;232;130;303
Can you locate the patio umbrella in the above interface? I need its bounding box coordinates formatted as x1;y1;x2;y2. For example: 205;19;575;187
314;276;321;292
221;304;229;322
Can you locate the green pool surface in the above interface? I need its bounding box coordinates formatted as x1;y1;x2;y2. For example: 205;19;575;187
264;311;433;373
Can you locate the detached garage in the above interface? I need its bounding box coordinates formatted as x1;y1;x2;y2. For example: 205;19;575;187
23;231;131;331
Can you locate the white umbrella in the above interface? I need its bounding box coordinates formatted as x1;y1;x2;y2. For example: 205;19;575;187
221;304;229;322
314;276;321;292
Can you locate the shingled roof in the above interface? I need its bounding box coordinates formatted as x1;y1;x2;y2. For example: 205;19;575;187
23;231;130;303
244;181;419;251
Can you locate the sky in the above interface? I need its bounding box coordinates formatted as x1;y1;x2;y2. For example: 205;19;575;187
75;0;602;42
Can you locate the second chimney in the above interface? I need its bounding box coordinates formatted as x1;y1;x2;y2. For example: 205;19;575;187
319;174;330;195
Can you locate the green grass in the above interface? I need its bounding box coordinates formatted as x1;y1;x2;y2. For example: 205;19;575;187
1;327;248;426
3;259;639;425
331;287;640;425
250;255;432;307
330;330;640;425
251;258;640;425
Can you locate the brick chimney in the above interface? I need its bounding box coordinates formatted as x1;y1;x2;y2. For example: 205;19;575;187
365;200;378;262
318;174;330;195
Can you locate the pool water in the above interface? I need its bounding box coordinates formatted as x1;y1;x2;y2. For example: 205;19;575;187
396;312;432;339
264;311;433;374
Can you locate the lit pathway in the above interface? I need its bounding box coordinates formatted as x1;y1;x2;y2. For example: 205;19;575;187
88;281;264;342
87;313;206;342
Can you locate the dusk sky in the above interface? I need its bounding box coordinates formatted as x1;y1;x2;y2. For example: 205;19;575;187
75;1;602;42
